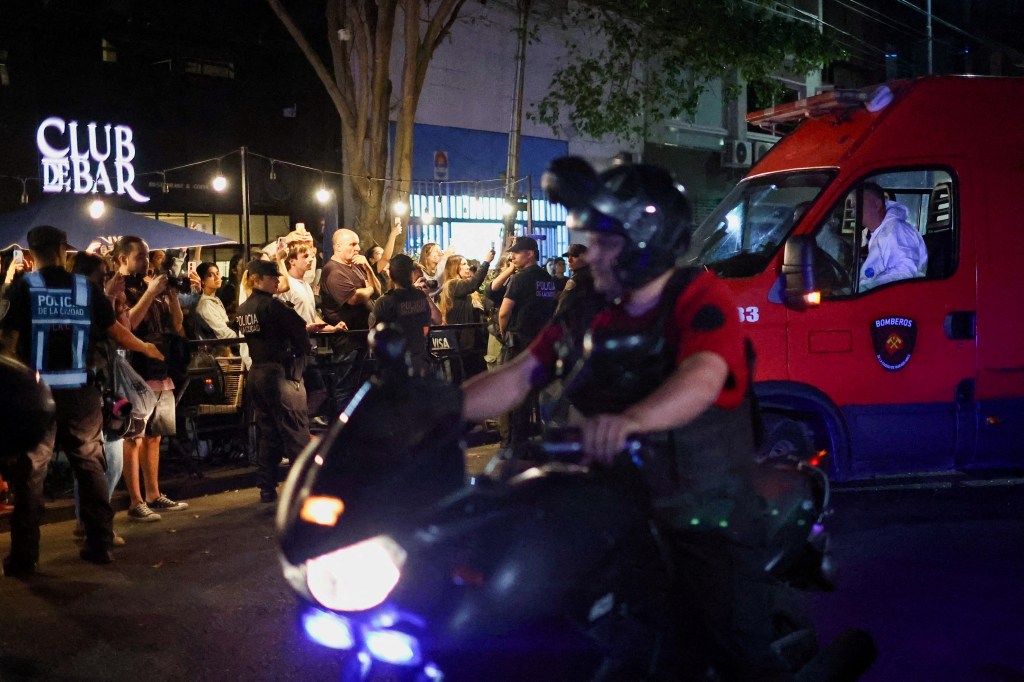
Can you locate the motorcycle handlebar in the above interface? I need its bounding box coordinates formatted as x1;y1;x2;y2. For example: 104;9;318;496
522;426;645;466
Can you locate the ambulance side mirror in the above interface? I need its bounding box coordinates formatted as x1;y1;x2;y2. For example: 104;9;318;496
781;236;821;309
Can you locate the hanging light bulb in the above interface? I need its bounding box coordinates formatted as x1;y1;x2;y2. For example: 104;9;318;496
392;200;408;216
421;209;434;225
212;160;228;192
161;172;170;194
89;198;106;219
269;160;277;181
315;173;330;204
20;179;29;205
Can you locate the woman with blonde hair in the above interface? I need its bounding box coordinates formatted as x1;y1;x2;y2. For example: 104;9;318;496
439;247;495;380
417;241;454;299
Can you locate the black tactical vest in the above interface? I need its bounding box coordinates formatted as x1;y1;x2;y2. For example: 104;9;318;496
563;268;764;542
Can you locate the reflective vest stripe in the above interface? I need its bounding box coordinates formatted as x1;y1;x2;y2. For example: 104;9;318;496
35;329;46;370
42;370;90;387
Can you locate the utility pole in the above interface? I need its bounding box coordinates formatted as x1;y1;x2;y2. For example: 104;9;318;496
503;0;531;246
926;0;934;75
240;145;251;257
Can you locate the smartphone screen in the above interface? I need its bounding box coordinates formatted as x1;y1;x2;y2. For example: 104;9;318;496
12;249;23;264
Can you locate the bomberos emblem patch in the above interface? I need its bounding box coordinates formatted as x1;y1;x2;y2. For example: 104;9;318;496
871;317;917;371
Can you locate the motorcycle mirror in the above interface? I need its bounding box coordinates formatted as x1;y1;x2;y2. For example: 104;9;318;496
541;156;603;210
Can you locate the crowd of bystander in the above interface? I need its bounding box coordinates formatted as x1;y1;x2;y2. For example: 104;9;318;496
0;215;594;576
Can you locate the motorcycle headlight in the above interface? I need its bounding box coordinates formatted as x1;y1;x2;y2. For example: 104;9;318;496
305;535;407;612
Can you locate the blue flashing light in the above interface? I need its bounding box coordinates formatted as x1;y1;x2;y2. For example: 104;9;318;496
364;629;422;666
302;608;355;650
424;662;444;679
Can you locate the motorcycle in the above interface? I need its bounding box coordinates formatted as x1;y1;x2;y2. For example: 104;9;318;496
277;327;875;680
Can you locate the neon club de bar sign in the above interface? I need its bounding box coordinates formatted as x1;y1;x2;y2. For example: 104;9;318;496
37;116;150;203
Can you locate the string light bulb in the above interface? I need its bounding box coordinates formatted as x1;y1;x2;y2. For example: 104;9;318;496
315;173;330;204
212;160;228;192
88;199;106;219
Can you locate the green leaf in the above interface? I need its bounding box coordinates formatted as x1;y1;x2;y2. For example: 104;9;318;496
532;0;840;141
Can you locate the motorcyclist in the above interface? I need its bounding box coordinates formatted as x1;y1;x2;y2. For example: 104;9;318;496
462;157;788;678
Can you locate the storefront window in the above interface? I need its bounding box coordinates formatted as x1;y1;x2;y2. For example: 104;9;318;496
267;215;290;242
154;213;186;227
215;214;241;242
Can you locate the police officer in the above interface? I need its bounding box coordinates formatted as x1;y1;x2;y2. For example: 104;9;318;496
463;159;788;678
1;225;163;574
235;259;311;503
497;236;556;445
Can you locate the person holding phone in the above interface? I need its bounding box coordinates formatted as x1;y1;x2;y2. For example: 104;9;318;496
3;249;28;296
277;242;338;334
193;262;239;345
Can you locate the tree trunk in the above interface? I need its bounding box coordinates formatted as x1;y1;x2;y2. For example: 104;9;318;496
269;0;469;252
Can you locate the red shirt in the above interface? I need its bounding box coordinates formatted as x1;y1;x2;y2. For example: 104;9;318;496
529;270;750;409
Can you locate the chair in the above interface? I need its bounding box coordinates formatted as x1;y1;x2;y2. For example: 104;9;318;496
181;356;249;464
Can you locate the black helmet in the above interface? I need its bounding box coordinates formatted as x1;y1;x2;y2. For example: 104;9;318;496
542;156;692;290
0;356;55;460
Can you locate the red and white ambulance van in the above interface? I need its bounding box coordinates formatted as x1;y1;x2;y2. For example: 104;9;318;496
686;76;1024;481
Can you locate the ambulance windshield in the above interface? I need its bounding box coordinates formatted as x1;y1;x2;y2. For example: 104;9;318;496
684;171;835;277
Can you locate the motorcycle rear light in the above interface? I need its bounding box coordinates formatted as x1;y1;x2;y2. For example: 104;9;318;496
364;629;422;666
301;607;355;650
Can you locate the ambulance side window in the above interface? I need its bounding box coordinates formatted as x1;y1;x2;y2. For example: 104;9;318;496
813;168;957;298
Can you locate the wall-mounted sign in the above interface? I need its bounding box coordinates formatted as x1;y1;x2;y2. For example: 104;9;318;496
37;116;149;203
434;150;449;181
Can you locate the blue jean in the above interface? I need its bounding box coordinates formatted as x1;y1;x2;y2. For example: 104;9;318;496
74;436;124;522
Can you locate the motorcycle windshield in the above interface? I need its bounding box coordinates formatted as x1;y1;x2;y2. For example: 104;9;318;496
683;170;835;278
278;373;466;565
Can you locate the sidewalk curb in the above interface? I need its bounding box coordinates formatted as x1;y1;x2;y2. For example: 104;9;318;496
0;463;259;534
2;439;502;534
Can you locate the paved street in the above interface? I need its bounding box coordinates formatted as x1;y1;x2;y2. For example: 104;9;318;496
2;464;1024;681
810;480;1024;681
0;488;342;681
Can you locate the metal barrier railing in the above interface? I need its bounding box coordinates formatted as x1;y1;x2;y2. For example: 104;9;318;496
173;323;492;468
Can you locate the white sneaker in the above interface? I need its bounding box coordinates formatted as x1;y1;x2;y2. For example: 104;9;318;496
146;495;189;512
127;502;162;523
